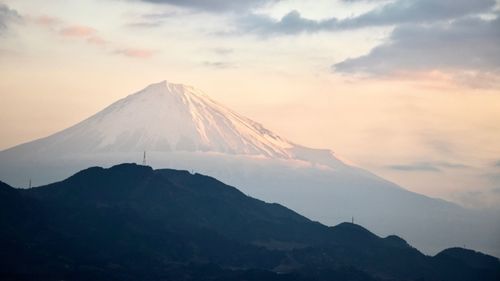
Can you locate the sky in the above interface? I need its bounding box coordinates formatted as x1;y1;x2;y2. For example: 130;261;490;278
0;0;499;209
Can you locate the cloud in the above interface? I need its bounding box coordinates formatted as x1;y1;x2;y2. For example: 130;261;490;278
386;161;468;172
29;15;154;58
420;135;457;156
212;47;233;55
338;0;495;28
341;0;378;1
58;25;107;46
137;0;278;12
236;10;338;35
435;162;469;169
114;48;155;58
333;16;500;77
387;162;441;172
60;25;96;38
86;35;107;45
126;11;181;28
454;188;500;210
202;61;233;68
0;3;21;34
485;172;500;185
32;15;61;27
224;0;498;82
126;20;164;28
494;160;500;167
234;0;496;35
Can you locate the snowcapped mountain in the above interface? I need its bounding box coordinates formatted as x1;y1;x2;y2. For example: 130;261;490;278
0;80;498;257
38;81;295;157
6;81;343;167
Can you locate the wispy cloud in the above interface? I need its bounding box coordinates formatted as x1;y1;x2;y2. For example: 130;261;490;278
0;3;21;35
30;15;153;59
126;10;181;28
387;162;441;172
58;25;108;46
126;20;164;28
86;35;107;46
454;187;500;210
234;10;338;35
420;134;458;157
60;25;96;38
338;0;495;28
386;161;468;172
114;48;155;58
31;15;60;27
136;0;279;13
202;61;234;69
212;47;233;55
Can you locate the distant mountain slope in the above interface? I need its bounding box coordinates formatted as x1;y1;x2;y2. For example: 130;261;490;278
0;80;498;257
0;164;499;281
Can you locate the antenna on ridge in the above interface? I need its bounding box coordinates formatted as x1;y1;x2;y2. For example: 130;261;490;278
29;179;32;189
352;216;354;224
142;151;147;166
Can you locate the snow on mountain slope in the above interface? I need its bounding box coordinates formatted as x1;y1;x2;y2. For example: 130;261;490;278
0;80;499;257
3;80;346;169
24;81;295;158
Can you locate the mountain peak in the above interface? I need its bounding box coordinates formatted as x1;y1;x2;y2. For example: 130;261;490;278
130;80;200;102
140;80;197;97
16;80;297;158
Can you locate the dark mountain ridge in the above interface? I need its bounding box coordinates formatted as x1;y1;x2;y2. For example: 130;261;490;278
0;163;498;281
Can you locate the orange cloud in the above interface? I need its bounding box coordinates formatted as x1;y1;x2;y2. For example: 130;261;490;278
87;35;107;46
32;15;61;27
114;48;155;59
29;14;155;59
60;25;96;38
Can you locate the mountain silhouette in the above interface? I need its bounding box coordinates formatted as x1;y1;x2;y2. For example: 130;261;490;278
1;164;498;281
